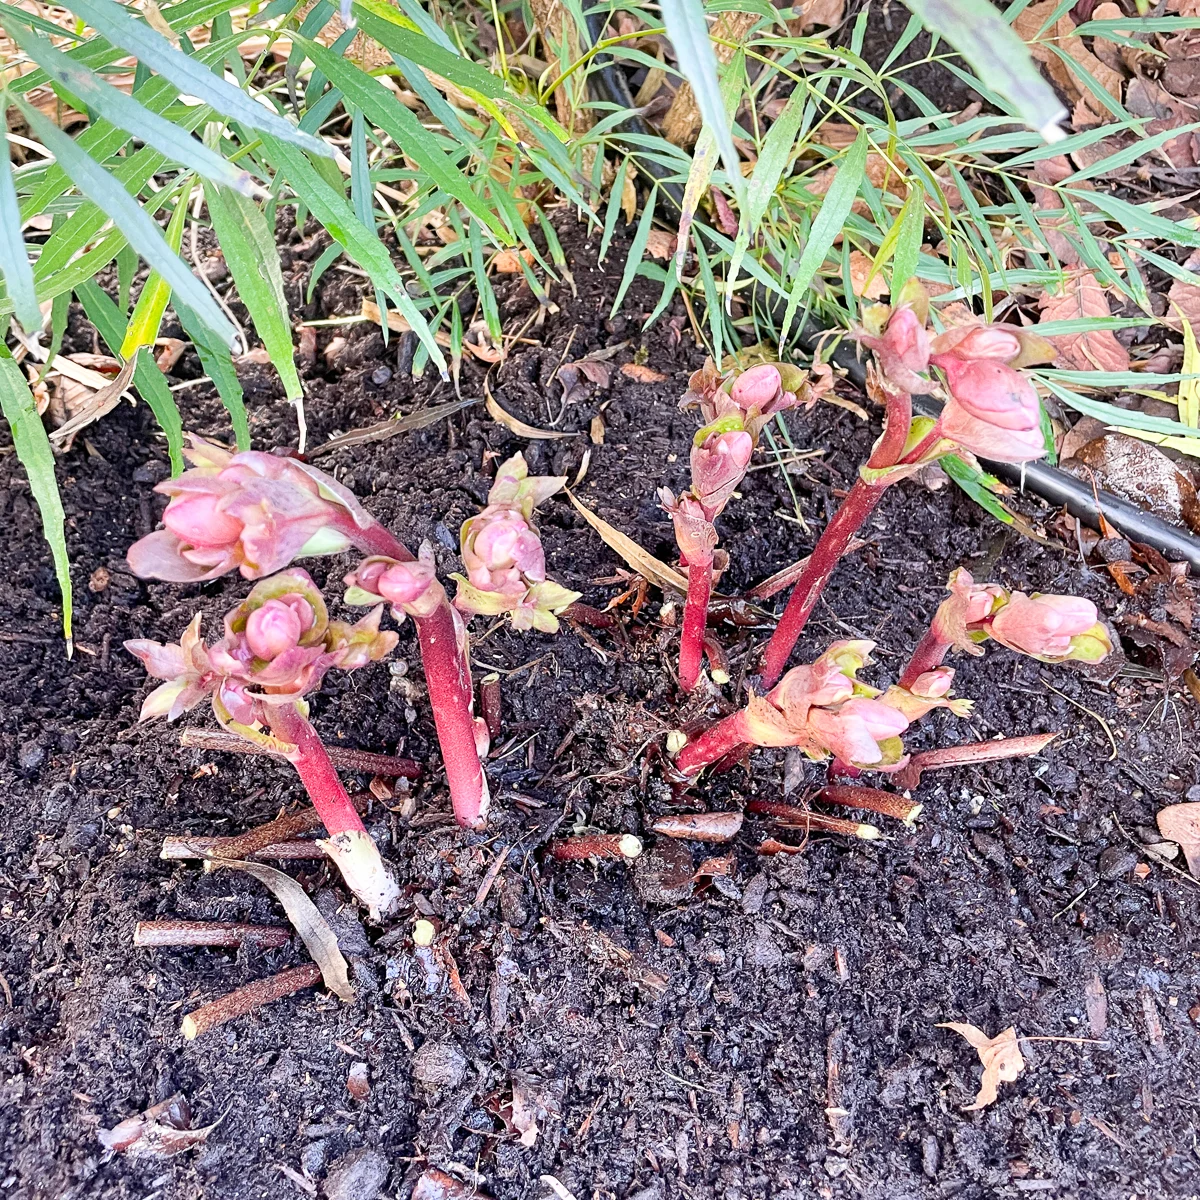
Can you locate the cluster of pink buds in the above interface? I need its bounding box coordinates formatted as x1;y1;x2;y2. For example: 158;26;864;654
760;283;1059;687
899;567;1112;688
452;453;580;632
665;360;831;691
126;436;409;582
345;545;491;830
126;570;401;918
674;640;911;778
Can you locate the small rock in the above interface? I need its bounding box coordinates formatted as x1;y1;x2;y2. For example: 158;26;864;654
88;566;111;593
17;740;45;773
411;1040;467;1090
1098;846;1137;881
347;1061;370;1100
921;1134;940;1178
323;1148;389;1200
370;366;392;386
301;1139;328;1179
740;873;768;915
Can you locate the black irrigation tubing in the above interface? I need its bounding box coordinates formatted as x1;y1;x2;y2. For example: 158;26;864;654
581;19;1200;570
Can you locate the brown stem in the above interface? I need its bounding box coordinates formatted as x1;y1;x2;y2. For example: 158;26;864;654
548;833;643;861
819;785;922;826
747;798;880;839
479;673;503;742
651;812;743;843
894;732;1058;790
160;836;330;862
180;728;421;778
133;920;292;949
181;963;322;1040
564;601;616;629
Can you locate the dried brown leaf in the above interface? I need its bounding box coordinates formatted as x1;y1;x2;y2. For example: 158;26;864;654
1155;803;1200;877
566;491;688;593
848;249;887;299
1037;272;1129;372
208;860;355;1002
98;1094;219;1158
620;362;669;383
485;382;569;440
492;248;535;274
1165;249;1200;333
651;812;744;843
938;1022;1026;1110
645;229;677;261
47;352;139;447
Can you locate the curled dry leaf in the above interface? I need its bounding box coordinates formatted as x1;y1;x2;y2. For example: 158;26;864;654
492;248;535;274
48;353;139;447
1068;433;1200;533
651;812;744;843
566;491;689;594
208;860;355;1002
645;229;677;261
1155;803;1200;877
938;1022;1026;1110
98;1094;220;1158
485;381;569;440
1037;272;1129;373
620;363;669;383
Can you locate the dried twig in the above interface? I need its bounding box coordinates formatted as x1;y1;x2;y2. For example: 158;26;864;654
181;963;323;1040
133;920;291;949
180;728;421;778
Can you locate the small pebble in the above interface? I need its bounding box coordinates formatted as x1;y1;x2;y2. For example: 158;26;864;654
411;1040;467;1090
1098;846;1138;881
371;366;392;385
347;1061;370;1100
323;1148;389;1200
17;741;45;773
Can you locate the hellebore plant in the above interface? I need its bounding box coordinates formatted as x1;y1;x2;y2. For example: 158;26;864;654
760;286;1059;688
674;640;911;779
345;546;491;830
899;568;1112;688
664;361;827;691
453;452;580;632
127;435;413;582
126;570;402;919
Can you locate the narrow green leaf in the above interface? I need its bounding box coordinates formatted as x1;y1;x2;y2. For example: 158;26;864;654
659;0;745;207
901;0;1067;141
0;343;72;642
940;452;1013;525
121;185;190;357
611;186;657;319
0;13;259;194
263;136;447;377
779;131;870;346
17;97;237;348
0;129;41;332
1076;187;1200;249
206;184;303;402
56;0;334;156
891;187;924;293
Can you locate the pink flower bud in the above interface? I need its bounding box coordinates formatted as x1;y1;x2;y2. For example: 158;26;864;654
162;491;244;548
930;324;1022;363
935;358;1041;432
989;592;1106;661
730;364;782;411
691;429;753;518
471;513;545;585
941;400;1047;464
661;491;717;566
910;668;953;699
245;598;306;660
376;560;437;611
857;306;930;393
807;697;910;766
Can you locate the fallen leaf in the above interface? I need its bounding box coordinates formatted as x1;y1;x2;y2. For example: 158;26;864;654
155;337;188;373
1155;803;1200;877
620;363;668;383
938;1022;1026;1110
1165;249;1200;333
98;1094;220;1158
566;491;688;594
1069;433;1200;532
558;356;613;407
48;353;140;448
208;860;355;1002
492;248;535;274
1038;272;1129;372
412;1168;488;1200
485;381;569;440
848;249;887;300
309;398;479;456
645;229;677;261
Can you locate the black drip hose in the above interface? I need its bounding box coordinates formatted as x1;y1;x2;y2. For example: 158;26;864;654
581;18;1200;571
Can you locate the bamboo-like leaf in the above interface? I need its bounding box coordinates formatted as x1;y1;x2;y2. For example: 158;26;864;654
566;491;688;594
56;0;334;157
205;184;303;402
0;344;72;643
0;128;41;333
0;12;259;195
121;184;190;357
901;0;1066;142
659;0;745;207
294;35;510;241
611;185;657;319
779;130;870;345
262;135;447;377
16;97;237;349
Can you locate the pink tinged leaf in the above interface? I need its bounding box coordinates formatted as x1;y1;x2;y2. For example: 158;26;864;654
806;707;886;765
934;359;1041;431
941;400;1047;464
662;491;718;566
126;529;234;582
161;490;245;547
691;430;753;516
929;323;1023;363
124;637;190;682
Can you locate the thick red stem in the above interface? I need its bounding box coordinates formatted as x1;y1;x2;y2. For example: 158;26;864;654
761;477;886;688
335;513;415;562
867;383;913;469
895;732;1058;789
678;556;713;692
265;704;367;838
412;600;488;830
675;710;752;778
898;414;946;466
898;626;952;690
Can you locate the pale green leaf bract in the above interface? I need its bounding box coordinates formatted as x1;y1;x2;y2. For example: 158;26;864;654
0;127;41;332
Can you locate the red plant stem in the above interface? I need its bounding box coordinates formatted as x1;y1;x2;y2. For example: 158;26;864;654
895;732;1058;789
897;626;952;690
335;513;415;562
819;784;922;824
678;555;713;692
265;704;368;839
674;710;752;778
761;477;887;688
867;382;913;469
548;833;643;860
412;600;488;830
181;963;322;1040
179;727;421;778
133;919;292;948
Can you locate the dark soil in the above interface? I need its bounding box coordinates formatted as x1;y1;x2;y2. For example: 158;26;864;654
2;216;1198;1200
